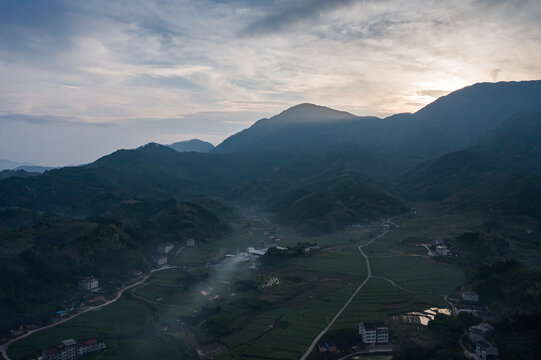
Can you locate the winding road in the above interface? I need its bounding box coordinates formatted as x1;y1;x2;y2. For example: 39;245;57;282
0;266;177;360
299;214;410;360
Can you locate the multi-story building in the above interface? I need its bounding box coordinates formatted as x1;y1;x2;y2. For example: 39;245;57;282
78;276;99;291
358;322;389;344
157;242;174;254
461;289;479;302
476;340;499;360
42;339;106;360
468;323;494;343
154;256;168;266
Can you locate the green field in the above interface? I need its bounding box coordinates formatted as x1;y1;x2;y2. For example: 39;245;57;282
7;209;469;360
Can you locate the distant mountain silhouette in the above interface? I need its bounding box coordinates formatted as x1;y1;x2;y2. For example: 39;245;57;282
214;103;373;154
0;169;41;181
15;165;55;173
168;139;215;153
0;159;37;171
214;81;541;167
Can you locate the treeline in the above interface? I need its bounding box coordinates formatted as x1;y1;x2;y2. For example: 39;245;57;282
0;199;227;333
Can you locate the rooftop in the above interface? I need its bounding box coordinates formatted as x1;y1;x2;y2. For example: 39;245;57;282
61;338;77;347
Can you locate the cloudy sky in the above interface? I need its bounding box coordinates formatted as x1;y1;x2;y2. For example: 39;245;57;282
1;0;540;166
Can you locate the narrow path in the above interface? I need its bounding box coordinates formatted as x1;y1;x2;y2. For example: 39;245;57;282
372;276;453;308
129;284;197;313
0;266;177;360
299;213;411;360
300;220;399;359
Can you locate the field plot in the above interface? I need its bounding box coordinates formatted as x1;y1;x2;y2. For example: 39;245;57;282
85;333;197;360
330;277;447;331
287;246;368;279
216;248;369;359
7;299;153;360
369;255;465;295
220;286;355;360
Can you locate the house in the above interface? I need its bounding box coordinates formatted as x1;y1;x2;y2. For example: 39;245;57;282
434;245;451;256
56;310;69;318
157;243;174;254
317;343;328;353
475;340;499;360
42;347;60;360
132;270;143;277
78;276;99;291
453;301;484;316
154;256;168;266
186;238;196;247
247;247;267;256
383;224;390;233
462;289;479;302
358;321;389;344
42;338;106;360
303;245;321;254
468;323;494;343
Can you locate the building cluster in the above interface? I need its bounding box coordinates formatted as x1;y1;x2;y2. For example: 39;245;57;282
78;276;99;291
154;242;174;267
432;238;451;256
358;321;389;345
467;322;499;360
41;338;106;360
453;289;487;316
317;321;390;356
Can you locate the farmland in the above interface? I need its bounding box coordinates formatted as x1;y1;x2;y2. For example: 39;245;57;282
6;207;468;360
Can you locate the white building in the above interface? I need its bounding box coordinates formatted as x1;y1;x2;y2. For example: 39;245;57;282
303;245;320;254
157;243;174;254
476;340;499;360
78;276;99;291
435;245;451;256
154;256;168;266
359;322;389;344
247;247;267;256
42;338;106;360
383;224;390;233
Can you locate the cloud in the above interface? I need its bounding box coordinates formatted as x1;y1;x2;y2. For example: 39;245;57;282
416;89;451;98
0;114;114;127
242;0;359;34
1;0;541;164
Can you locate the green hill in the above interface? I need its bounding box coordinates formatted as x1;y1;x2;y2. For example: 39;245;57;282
399;112;541;218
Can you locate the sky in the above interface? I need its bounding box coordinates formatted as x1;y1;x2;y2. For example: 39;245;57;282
0;0;540;166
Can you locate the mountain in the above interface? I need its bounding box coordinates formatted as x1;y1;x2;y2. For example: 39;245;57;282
0;169;41;181
232;147;407;233
0;159;37;171
214;103;380;155
168;139;215;153
412;80;541;147
398;112;541;217
15;165;55;173
214;81;541;167
0;143;286;215
0;199;225;330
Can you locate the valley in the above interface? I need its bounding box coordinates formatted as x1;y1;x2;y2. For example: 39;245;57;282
2;205;492;360
1;81;540;360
